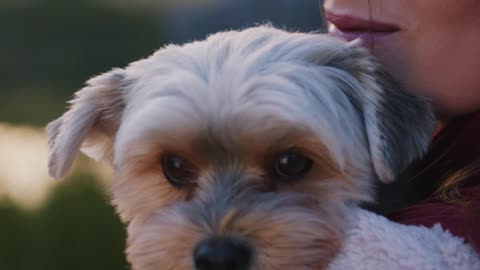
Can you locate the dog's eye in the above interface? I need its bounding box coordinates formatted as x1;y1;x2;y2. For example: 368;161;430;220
161;154;197;187
271;150;313;182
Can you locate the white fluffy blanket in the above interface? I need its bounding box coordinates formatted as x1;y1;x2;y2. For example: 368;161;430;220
328;209;480;270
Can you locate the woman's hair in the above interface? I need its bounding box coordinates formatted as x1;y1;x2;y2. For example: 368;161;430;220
434;162;480;207
367;0;375;51
435;162;480;251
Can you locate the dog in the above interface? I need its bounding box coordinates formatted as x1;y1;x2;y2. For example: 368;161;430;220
46;26;434;270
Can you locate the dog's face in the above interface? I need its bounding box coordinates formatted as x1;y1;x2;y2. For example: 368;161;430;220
47;27;434;270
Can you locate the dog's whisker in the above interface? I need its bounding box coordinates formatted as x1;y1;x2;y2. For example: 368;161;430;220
217;208;240;235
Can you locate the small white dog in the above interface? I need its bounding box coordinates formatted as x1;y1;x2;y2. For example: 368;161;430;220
47;26;435;270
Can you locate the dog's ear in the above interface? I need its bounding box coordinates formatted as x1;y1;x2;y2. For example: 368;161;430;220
47;69;131;179
323;40;435;183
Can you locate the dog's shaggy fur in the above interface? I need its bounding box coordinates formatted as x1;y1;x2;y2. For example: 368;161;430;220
47;26;435;270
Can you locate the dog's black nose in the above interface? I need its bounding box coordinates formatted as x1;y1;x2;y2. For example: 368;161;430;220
194;237;252;270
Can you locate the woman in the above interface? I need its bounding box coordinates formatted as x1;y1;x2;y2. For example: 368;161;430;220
323;0;480;251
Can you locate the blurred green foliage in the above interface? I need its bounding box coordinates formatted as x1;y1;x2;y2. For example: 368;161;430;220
0;0;165;269
1;0;164;126
0;174;128;270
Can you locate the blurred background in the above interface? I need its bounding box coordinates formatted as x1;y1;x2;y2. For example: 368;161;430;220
0;0;325;269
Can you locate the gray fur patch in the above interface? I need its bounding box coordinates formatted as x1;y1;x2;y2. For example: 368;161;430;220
374;70;435;178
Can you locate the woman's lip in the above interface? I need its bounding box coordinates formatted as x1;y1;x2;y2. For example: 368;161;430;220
325;11;400;33
325;11;400;45
328;24;397;43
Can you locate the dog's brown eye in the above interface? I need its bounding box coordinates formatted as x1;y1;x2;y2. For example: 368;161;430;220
271;150;313;182
161;154;197;187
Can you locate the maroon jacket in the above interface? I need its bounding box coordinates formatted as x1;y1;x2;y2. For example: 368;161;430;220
388;112;480;252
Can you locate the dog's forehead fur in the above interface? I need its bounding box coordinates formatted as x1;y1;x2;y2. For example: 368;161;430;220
114;28;370;171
